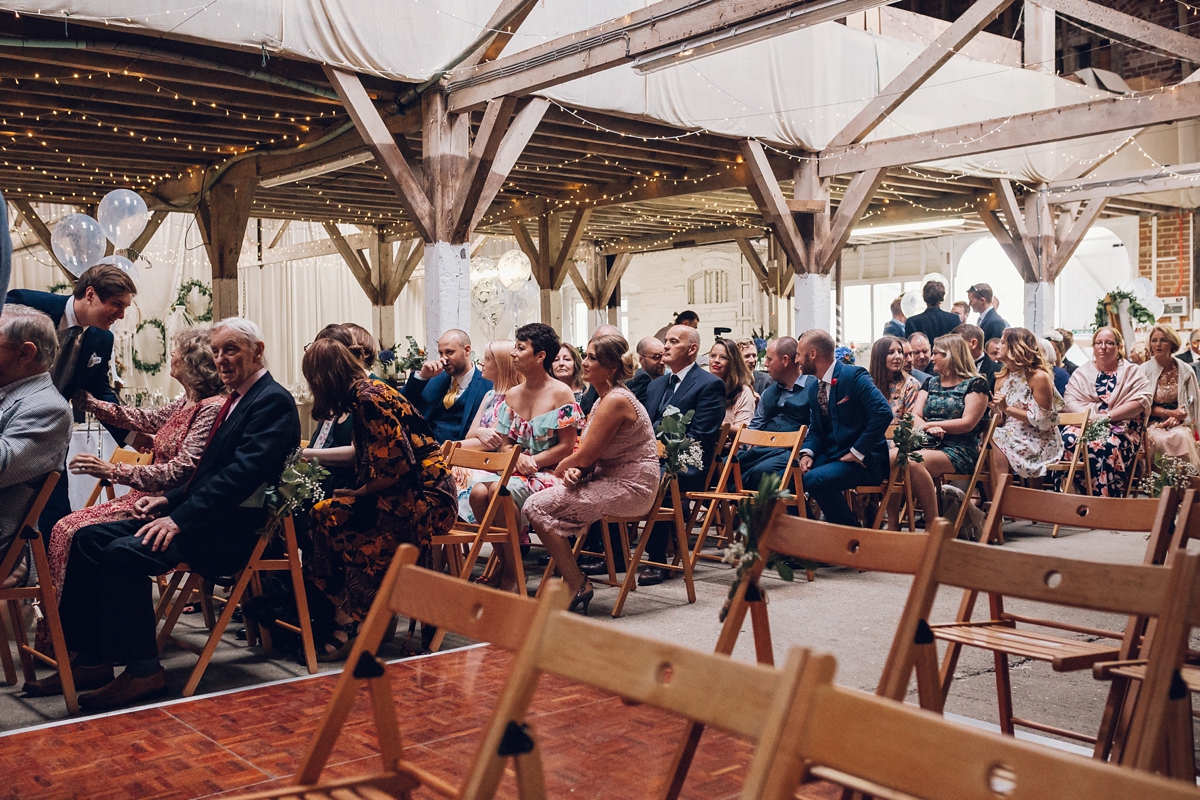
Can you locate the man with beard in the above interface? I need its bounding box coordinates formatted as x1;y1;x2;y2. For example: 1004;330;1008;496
403;329;493;442
626;336;665;410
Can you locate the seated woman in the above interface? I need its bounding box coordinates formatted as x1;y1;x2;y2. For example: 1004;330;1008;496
454;339;522;521
301;324;378;495
708;337;757;428
1139;323;1200;469
869;335;921;419
1059;326;1151;497
301;339;457;660
906;335;989;526
38;328;225;652
466;323;582;592
524;334;658;614
552;342;586;404
990;328;1064;492
1039;337;1071;397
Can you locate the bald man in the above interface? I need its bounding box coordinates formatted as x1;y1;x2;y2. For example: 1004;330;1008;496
626;336;665;410
402;329;493;442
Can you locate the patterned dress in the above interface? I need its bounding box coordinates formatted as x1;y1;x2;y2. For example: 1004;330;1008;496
991;371;1064;478
1058;371;1143;497
453;388;506;521
1146;363;1200;467
920;376;989;473
886;375;922;419
306;380;456;622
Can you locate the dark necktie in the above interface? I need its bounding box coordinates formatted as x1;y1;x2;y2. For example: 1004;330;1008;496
659;374;680;417
51;326;83;392
204;391;240;448
818;380;831;426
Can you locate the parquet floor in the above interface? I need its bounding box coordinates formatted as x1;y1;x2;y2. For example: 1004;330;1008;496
0;645;841;800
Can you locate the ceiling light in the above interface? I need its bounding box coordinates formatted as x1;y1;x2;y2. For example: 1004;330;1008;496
259;150;372;188
851;218;965;237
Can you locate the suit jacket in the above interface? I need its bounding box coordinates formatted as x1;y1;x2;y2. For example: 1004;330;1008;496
402;366;492;442
579;384;600;415
976;355;1002;393
910;367;934;385
0;372;71;561
162;372;299;577
4;290;127;442
904;306;962;342
978;307;1009;343
749;376;812;432
882;319;906;338
750;370;773;397
625;369;655;410
801;362;893;481
645;364;726;488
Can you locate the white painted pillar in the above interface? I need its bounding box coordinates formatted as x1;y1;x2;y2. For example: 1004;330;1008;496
1023;280;1056;336
423;241;471;350
793;272;833;335
1023;1;1054;72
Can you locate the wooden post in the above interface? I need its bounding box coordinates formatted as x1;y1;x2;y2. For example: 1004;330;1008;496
422;90;472;350
194;159;257;320
1024;0;1055;71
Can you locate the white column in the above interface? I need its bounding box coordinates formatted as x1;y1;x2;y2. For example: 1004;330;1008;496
424;241;471;350
793;272;833;335
1024;1;1054;72
1023;280;1056;336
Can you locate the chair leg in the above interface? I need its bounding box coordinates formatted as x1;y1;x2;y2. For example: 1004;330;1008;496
285;532;318;676
27;537;77;714
612;518;655;618
157;573;203;649
993;649;1016;736
153;570;185;623
9;599;36;685
0;605;16;685
199;580;216;630
181;565;257;697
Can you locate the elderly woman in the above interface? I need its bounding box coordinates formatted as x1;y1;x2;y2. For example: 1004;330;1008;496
39;328;225;651
708;337;757;428
552;342;586;404
991;328;1064;491
1140;324;1200;469
302;338;456;660
870;335;922;419
1060;326;1152;497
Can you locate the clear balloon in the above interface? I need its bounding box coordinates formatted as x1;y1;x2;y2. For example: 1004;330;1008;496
922;272;949;289
97;189;149;249
497;249;533;290
901;289;924;319
1143;295;1165;320
96;254;139;284
50;213;107;277
1126;277;1155;302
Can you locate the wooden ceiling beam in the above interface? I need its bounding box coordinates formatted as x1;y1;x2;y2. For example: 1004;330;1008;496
1048;197;1108;280
467;97;550;233
458;0;543;70
1038;0;1200;63
1047;161;1200;203
450;96;518;242
817;168;885;274
741;139;808;271
323;221;378;303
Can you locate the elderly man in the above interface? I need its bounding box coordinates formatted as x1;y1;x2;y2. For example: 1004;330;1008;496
639;324;725;585
738;337;812;493
627;336;665;409
29;318;300;708
403;329;492;442
0;306;71;582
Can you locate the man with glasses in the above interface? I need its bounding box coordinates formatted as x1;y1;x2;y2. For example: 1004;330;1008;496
627;336;665;410
968;283;1008;342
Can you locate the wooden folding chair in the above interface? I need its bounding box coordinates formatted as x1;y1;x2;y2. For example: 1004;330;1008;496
879;489;1185;749
607;471;697;618
850;425;918;531
82;448;154;508
937;414;1000;537
156;514;317;696
0;473;78;714
1043;410;1093;533
1122;410;1151;498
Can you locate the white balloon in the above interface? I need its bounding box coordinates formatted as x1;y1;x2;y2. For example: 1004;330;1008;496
97;254;139;283
1144;295;1166;320
50;213;107;277
901;289;924;319
497;249;533;290
922;272;949;289
97;189;149;249
1127;277;1155;302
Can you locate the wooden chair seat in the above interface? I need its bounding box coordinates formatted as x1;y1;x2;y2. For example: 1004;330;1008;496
214;772;417;800
931;622;1120;671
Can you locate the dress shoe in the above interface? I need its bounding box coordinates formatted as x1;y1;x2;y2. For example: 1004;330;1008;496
637;567;673;586
78;668;168;710
580;559;622;576
569;579;594;616
23;662;114;697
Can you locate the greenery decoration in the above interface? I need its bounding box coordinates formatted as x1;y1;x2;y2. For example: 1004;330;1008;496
656;405;704;475
396;335;427;373
891;412;927;467
1081;415;1116;444
1135;453;1199;498
172;279;214;323
719;473;795;622
132;318;168;375
261;449;331;539
47;281;73;296
1093;289;1156;331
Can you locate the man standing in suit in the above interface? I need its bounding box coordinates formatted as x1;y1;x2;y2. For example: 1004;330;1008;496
968;283;1008;342
28;318;300;707
0;306;72;579
626;336;665;410
882;296;906;338
904;282;961;342
402;329;492;443
738;337;811;492
7;265;137;534
796;330;892;528
639;324;725;585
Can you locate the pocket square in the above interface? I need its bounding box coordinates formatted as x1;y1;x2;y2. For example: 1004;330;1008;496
836;397;850;405
87;354;102;368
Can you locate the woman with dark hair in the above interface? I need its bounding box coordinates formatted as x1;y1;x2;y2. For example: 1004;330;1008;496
341;322;379;374
869;335;921;419
707;337;756;428
991;328;1063;491
302;338;456;659
904;280;962;341
300;324;368;494
552;342;586;403
466;322;582;591
525;334;658;614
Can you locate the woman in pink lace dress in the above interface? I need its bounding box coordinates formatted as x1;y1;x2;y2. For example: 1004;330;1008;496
524;334;659;615
37;328;225;650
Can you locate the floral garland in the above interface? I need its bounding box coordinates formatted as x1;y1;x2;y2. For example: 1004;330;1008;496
1093;289;1156;331
47;281;73;295
172;279;214;324
719;473;795;621
132;318;168;375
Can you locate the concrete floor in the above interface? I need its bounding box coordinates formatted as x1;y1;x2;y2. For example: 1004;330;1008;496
1;519;1194;752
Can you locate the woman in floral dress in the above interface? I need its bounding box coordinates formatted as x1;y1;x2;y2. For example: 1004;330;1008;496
1140;324;1200;469
1060;326;1152;496
38;328;225;651
990;328;1064;491
454;339;523;520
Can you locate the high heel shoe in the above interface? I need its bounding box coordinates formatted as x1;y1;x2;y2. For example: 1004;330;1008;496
569;579;594;616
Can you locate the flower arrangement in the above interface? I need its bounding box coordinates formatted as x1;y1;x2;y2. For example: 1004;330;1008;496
835;345;855;365
1094;289;1156;331
378;336;426;378
1081;415;1118;444
261;449;331;539
891;412;927;467
1135;453;1199;498
751;326;774;366
656;405;704;475
719;473;795;622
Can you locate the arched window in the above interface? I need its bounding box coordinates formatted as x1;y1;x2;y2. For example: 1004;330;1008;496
688;269;729;305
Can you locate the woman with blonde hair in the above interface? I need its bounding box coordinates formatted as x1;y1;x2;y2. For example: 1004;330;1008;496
1140;323;1200;469
1059;326;1151;496
990;328;1064;490
455;339;525;521
552;342;586;404
707;337;757;428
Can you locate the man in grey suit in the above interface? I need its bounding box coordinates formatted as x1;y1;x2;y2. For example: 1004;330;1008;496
0;305;72;581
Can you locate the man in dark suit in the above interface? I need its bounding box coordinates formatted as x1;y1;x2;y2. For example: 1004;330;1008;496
968;283;1009;342
903;335;933;386
7;265;137;534
882;295;906;338
796;330;892;528
626;335;665;410
638;324;725;585
954;323;1001;392
1179;328;1200;365
28;318;300;708
402;329;492;443
738;337;812;492
904;282;961;342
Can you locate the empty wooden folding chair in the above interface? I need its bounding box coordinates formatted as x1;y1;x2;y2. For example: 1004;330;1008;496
936;414;1000;537
156;514;317;696
608;471;697;618
0;473;77;714
82;448;154;508
1042;410;1093;531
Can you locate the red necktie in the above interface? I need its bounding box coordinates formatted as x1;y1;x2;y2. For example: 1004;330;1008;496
204;391;239;449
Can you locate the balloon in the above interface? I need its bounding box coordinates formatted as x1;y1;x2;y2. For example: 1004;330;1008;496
97;189;149;249
469;255;497;285
901;289;924;319
1144;296;1166;320
922;272;949;289
50;213;107;277
96;254;139;283
497;249;533;290
1126;277;1155;302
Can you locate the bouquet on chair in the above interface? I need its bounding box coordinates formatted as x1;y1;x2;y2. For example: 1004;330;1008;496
892;413;927;466
1134;453;1199;498
260;448;331;539
656;405;704;475
720;473;795;622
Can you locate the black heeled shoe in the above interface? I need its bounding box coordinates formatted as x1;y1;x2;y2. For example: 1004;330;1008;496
569;579;594;616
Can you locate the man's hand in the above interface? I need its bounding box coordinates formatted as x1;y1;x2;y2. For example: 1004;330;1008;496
131;432;155;452
839;452;863;465
798;455;813;475
132;495;170;520
418;358;446;380
138;515;180;552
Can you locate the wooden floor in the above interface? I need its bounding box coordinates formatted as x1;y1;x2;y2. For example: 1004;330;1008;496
0;644;841;800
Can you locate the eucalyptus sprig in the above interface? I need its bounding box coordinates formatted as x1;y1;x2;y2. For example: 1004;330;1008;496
260;449;331;539
891;412;927;468
719;473;796;622
1081;415;1114;444
656;405;703;475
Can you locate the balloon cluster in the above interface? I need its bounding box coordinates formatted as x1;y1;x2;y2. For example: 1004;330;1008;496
1122;277;1166;320
49;189;149;282
900;273;950;319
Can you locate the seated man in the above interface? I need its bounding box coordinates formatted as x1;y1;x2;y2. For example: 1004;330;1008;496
627;336;665;410
738;337;811;492
28;318;300;707
0;306;72;582
402;328;492;442
796;330;892;528
954;322;1001;392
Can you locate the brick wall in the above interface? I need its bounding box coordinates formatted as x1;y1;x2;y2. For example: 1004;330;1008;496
1071;0;1192;85
1137;213;1195;306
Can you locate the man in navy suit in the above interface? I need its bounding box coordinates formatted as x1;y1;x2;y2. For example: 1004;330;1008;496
28;317;300;708
7;265;137;534
967;283;1008;342
796;330;892;528
904;282;961;342
639;324;725;585
402;329;492;443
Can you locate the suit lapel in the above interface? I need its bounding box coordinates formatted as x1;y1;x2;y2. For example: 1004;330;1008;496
208;374;272;457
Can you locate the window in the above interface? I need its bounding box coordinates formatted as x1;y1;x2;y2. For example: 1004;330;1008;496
688;269;729;305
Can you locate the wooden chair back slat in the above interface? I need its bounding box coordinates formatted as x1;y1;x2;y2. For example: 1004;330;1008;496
734;429;802;449
985;483;1171;532
84;449;153;507
447;447;519;474
762;505;929;576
